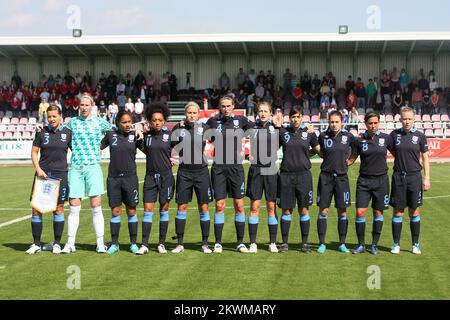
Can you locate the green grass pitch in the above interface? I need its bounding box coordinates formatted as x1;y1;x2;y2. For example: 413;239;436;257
0;162;449;300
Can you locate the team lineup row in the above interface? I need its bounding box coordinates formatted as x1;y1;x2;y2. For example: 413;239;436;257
26;93;430;256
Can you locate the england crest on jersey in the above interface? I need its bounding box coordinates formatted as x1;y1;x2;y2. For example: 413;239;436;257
61;133;67;142
197;126;204;135
341;135;348;144
269;125;275;134
302;131;308;140
233;119;239;128
412;135;418;144
378;138;385;146
128;134;135;143
163;134;169;142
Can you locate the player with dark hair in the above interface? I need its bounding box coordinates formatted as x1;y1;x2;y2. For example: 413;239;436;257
245;102;282;253
316;110;356;254
27;105;71;254
277;105;320;253
136;102;175;255
206;95;253;253
389;106;430;255
171;102;213;254
347;112;393;254
101;110;142;254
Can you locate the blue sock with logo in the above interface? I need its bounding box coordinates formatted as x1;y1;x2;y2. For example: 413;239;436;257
142;212;154;247
110;215;121;245
200;212;210;245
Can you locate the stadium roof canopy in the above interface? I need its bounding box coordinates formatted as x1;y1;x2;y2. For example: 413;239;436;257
0;32;449;59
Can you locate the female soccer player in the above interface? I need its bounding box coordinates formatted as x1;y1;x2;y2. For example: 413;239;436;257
171;102;213;254
389;106;430;254
316;110;356;254
136;103;174;255
277;105;320;253
101;110;142;254
27;105;71;254
206;95;253;253
61;93;114;254
347;112;393;254
245;102;282;253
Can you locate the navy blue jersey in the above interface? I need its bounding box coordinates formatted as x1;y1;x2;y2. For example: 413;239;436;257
389;127;428;173
353;131;393;176
279;124;319;172
319;128;356;174
141;127;173;174
248;119;278;168
172;121;209;170
33;125;71;172
206;114;253;165
101;129;142;177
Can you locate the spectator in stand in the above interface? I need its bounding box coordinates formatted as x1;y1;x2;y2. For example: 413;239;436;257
243;76;255;95
256;70;266;86
293;84;303;106
263;89;273;105
116;80;125;97
98;73;108;92
235;89;247;109
236;67;246;89
83;71;92;87
64;71;74;85
117;91;127;110
11;71;23;87
380;70;391;95
431;90;440;115
146;71;156;90
309;84;319;112
38;98;49;124
68;79;79;98
283;68;294;94
40;87;50;102
134;70;145;93
219;72;231;90
319;101;329;131
98;100;107;119
168;73;178;101
134;98;144;123
108;100;118;124
355;78;366;111
418;75;429;92
375;87;385;113
400;68;410;92
273;85;284;109
248;69;257;86
428;70;436;84
139;81;148;104
411;87;423;115
107;70;118;100
125;97;135;113
311;74;321;90
345;75;355;94
346;89;357;110
390;67;401;92
74;73;82;85
266;70;275;91
392;89;404;115
247;92;256;116
422;89;431;115
367;78;377;109
429;78;439;92
327;72;337;89
320;80;330;97
348;105;359;130
255;82;265;100
320;92;330;110
403;87;412;107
